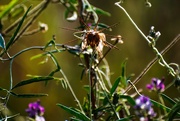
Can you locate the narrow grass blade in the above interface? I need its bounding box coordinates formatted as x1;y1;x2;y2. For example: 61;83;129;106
6;5;32;50
57;103;90;121
10;92;48;98
12;76;54;90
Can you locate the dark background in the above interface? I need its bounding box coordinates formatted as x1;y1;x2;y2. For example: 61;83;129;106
0;0;179;120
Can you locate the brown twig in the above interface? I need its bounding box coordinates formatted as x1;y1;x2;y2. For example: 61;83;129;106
12;0;50;44
97;35;122;67
3;0;50;35
124;34;180;94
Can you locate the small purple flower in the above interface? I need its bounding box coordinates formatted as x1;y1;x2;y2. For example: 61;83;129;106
87;23;92;27
35;115;45;121
134;95;156;121
146;78;165;92
26;100;45;119
135;95;152;110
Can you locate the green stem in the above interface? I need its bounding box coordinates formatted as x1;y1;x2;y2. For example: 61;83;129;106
89;54;93;120
115;2;151;44
124;34;180;93
4;59;14;106
0;0;19;19
115;2;176;77
60;69;85;114
97;68;120;119
158;93;167;115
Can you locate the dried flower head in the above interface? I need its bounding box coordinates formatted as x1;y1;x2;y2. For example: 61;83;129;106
39;22;48;33
81;29;105;56
79;23;122;58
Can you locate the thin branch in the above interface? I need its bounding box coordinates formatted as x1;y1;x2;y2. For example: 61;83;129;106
60;69;85;114
3;0;50;35
12;0;50;45
124;34;180;94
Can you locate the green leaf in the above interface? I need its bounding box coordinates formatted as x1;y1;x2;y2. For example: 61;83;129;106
30;53;47;60
83;85;90;92
70;118;82;121
63;1;77;21
160;93;176;105
116;115;134;121
67;11;78;21
110;76;121;95
8;4;26;20
0;87;7;91
6;5;32;50
93;7;111;16
44;39;55;50
69;0;78;4
80;69;85;80
64;9;70;20
103;94;111;105
92;23;112;31
121;60;126;77
48;52;61;76
67;47;81;55
167;102;180;120
10;92;48;98
49;52;61;70
0;0;19;19
83;0;98;23
121;60;127;87
30;49;65;61
57;103;90;121
12;76;54;90
150;99;171;112
119;95;136;106
60;78;67;89
0;34;6;49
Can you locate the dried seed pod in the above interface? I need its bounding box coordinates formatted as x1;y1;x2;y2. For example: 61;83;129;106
81;30;106;56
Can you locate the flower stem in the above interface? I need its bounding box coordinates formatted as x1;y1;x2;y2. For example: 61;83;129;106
60;69;85;114
115;2;177;77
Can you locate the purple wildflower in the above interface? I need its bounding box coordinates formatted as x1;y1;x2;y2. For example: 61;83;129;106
26;100;45;119
134;95;156;121
87;23;92;27
146;78;165;92
135;95;152;110
35;116;45;121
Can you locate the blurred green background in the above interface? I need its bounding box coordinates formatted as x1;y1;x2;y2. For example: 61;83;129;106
0;0;180;120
